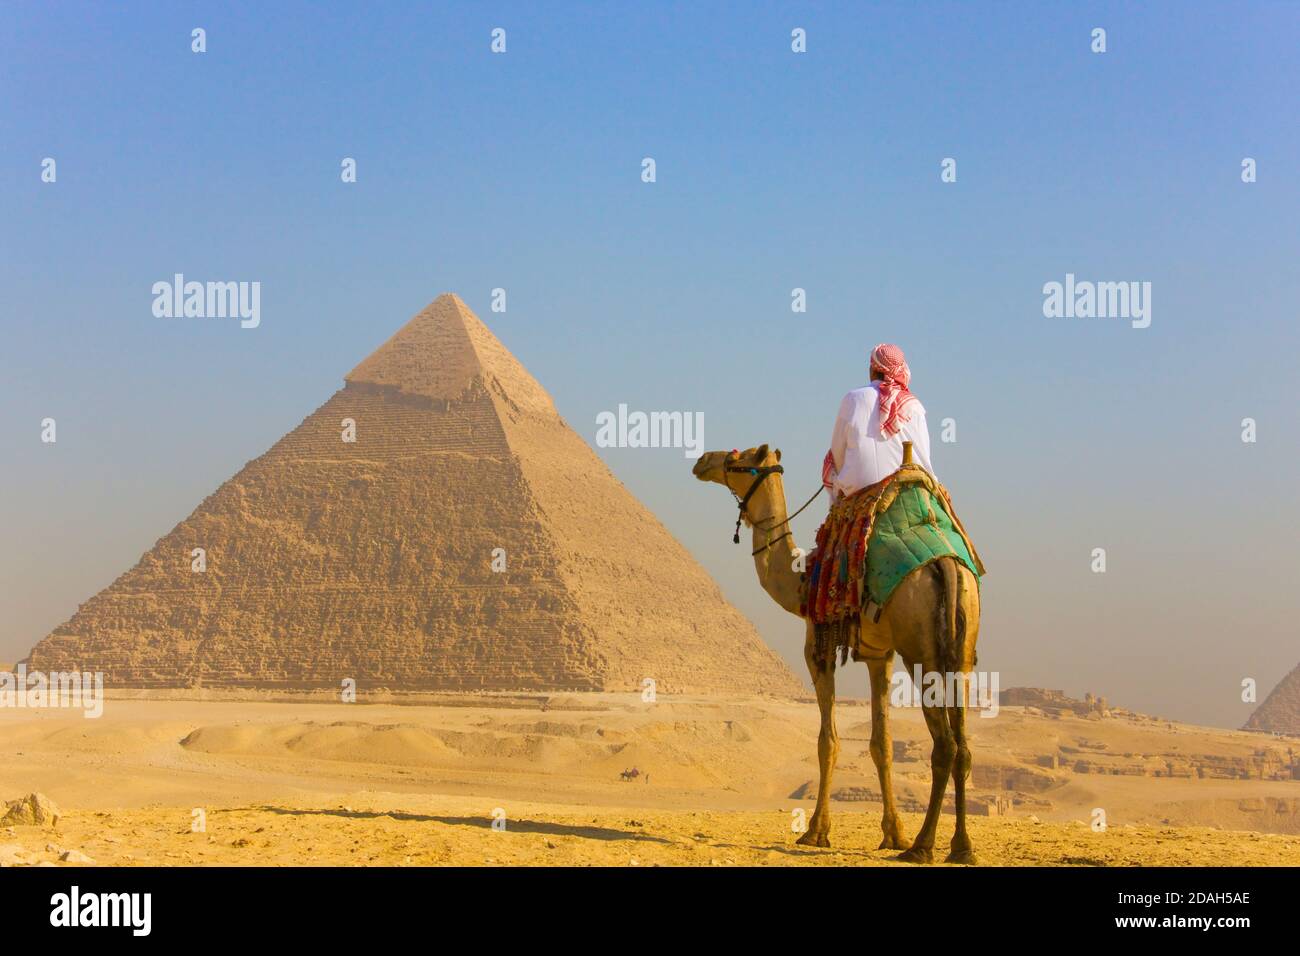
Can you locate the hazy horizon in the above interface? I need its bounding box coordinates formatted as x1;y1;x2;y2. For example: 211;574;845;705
3;2;1298;728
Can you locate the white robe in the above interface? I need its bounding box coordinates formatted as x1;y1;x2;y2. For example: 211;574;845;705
828;383;935;501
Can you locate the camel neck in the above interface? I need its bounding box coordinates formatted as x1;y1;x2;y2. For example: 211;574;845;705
748;476;804;617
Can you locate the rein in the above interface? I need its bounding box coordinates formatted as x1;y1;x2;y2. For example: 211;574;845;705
725;462;825;555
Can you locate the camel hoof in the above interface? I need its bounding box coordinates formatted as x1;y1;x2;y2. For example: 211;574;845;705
897;845;933;864
878;834;907;851
796;830;831;848
944;848;977;865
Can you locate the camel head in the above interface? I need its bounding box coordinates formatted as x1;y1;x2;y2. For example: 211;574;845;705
692;444;783;521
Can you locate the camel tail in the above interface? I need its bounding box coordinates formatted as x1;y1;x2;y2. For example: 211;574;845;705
938;556;965;680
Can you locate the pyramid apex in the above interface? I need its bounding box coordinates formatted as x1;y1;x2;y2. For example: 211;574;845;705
345;294;555;415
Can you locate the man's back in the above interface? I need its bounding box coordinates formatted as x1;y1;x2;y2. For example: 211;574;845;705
829;382;935;499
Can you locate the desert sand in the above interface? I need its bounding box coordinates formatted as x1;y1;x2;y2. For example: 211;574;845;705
2;692;1298;866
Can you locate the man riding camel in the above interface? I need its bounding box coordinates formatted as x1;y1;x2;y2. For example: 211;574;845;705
822;343;934;503
693;340;984;863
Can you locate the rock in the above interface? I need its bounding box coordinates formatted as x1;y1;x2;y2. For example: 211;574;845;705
893;740;924;762
0;793;61;828
59;849;94;864
0;844;31;866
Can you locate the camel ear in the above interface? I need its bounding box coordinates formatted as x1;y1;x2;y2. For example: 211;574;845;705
755;443;769;462
774;448;782;462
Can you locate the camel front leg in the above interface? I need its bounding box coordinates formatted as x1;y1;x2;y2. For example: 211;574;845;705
866;653;907;850
796;621;838;848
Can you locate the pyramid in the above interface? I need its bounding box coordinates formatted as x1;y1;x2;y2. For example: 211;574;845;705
25;295;803;696
1245;663;1300;735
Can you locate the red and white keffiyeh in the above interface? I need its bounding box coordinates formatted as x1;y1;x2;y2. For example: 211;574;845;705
868;343;917;439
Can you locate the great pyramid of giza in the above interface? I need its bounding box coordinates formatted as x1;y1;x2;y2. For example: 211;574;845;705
24;295;803;696
1245;663;1300;735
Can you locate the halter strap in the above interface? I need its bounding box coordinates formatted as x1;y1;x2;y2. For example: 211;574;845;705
726;463;784;544
724;457;825;554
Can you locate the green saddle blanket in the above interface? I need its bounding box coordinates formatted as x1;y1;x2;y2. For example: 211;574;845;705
866;482;982;607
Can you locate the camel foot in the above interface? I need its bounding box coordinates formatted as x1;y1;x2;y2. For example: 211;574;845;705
896;845;934;864
796;829;831;848
944;847;977;865
877;829;907;851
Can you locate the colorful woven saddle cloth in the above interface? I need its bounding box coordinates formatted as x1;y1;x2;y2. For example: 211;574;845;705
800;464;985;625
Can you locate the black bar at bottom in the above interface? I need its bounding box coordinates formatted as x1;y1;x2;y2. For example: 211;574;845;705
0;865;1285;940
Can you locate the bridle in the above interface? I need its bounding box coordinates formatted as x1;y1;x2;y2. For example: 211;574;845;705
724;454;825;555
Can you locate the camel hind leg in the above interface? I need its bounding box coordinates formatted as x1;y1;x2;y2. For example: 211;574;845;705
946;562;978;863
796;619;838;848
945;678;975;864
898;691;954;864
899;558;964;864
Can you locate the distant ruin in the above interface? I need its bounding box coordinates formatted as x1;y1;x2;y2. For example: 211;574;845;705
998;687;1300;783
1000;687;1111;718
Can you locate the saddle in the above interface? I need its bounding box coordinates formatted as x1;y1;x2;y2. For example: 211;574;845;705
800;462;984;662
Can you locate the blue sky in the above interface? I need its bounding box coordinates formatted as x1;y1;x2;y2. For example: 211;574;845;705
2;1;1298;726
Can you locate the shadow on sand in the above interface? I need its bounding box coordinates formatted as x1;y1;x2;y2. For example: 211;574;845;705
253;805;674;844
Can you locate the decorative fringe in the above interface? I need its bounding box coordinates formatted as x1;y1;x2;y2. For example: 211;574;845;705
803;475;894;627
812;618;856;673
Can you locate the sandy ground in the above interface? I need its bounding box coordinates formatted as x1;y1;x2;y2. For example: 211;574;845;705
9;800;1300;867
2;693;1298;867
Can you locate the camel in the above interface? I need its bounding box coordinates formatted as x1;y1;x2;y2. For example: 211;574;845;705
692;443;982;863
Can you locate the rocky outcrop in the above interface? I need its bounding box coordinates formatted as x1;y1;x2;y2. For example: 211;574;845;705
23;295;802;697
1;793;60;828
